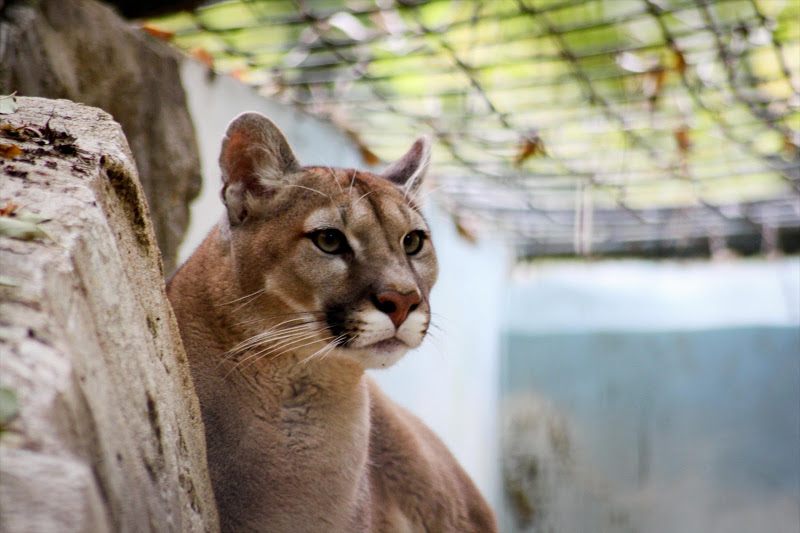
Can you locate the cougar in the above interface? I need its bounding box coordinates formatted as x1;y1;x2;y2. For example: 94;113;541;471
167;112;497;532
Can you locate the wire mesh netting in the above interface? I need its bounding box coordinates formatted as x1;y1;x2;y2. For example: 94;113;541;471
145;0;800;258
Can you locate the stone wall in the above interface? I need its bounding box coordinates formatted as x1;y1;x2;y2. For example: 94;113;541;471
0;0;202;276
0;97;219;532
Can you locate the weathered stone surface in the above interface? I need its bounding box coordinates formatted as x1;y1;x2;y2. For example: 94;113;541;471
0;0;202;276
0;97;219;532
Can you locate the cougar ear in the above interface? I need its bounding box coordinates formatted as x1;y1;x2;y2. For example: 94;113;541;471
219;112;301;225
380;135;431;196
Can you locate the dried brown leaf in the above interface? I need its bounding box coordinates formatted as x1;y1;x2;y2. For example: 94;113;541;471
0;143;22;159
140;25;175;42
674;126;692;153
643;67;667;100
513;134;546;168
359;145;381;167
453;215;478;245
230;69;248;81
783;134;799;157
0;200;20;217
192;48;215;70
340;126;381;166
673;50;687;76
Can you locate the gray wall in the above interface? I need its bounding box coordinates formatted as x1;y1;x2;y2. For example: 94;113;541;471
503;327;799;533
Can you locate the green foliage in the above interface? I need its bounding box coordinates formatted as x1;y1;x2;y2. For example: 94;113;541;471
0;387;19;434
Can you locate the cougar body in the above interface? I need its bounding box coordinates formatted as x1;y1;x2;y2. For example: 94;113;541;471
167;112;496;532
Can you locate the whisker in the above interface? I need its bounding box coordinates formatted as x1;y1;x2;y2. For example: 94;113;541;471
410;184;444;204
217;288;267;307
226;322;316;356
248;335;328;370
316;337;345;362
234;315;326;328
297;334;345;365
327;166;344;193
429;312;450;326
318;340;341;361
323;333;351;360
234;310;328;327
251;310;327;318
235;319;309;343
286;184;331;200
428;322;445;333
231;327;313;355
242;331;320;364
349;168;357;195
222;319;321;361
225;331;324;377
229;292;268;313
355;190;373;204
221;312;332;365
423;330;446;358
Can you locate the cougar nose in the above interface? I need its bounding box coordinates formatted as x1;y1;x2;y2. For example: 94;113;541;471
374;290;422;328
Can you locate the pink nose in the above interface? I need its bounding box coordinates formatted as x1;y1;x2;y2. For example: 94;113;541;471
374;290;422;328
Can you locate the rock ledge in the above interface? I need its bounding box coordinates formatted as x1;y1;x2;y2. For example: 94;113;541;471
0;97;219;533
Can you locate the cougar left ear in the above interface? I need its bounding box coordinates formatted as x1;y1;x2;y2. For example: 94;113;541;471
219;112;301;225
380;135;431;196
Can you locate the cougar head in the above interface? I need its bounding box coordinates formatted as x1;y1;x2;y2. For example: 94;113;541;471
218;112;438;370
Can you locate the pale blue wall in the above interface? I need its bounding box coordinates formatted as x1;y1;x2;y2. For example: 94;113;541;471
502;258;800;532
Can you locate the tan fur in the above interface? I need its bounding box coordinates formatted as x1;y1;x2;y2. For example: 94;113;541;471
167;113;497;532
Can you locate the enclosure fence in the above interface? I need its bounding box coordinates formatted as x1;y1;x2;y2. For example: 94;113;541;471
146;0;800;257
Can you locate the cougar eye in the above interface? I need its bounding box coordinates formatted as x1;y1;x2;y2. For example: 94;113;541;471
403;231;425;255
311;229;349;254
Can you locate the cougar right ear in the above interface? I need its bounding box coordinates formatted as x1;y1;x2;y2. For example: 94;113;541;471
380;135;431;197
219;112;301;225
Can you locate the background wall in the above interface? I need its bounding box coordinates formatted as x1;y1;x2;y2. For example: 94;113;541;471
501;258;800;532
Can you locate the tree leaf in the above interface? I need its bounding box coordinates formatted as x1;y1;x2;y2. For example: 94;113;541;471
0;275;19;287
0;200;19;216
0;217;52;241
0;92;18;115
513;133;546;168
0;387;19;431
192;48;215;69
15;212;52;224
140;24;175;42
674;126;692;153
0;143;23;159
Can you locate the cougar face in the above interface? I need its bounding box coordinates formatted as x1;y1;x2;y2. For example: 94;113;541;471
217;113;437;371
229;168;437;370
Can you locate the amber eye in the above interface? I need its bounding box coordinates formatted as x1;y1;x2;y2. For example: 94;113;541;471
403;231;425;255
311;229;349;254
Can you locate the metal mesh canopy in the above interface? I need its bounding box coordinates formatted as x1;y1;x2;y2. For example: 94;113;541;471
145;0;800;257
